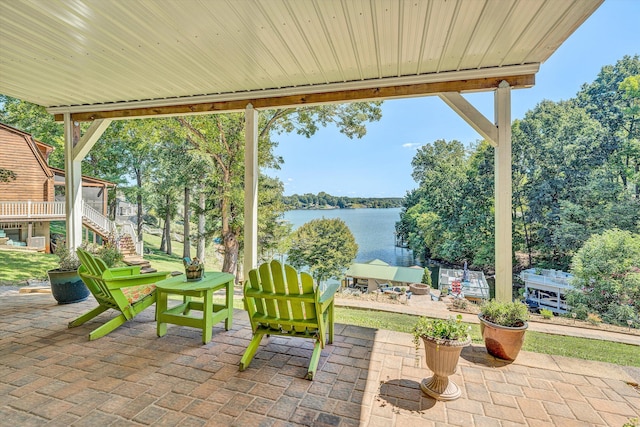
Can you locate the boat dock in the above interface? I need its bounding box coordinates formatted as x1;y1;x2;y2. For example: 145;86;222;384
520;268;574;314
438;268;490;301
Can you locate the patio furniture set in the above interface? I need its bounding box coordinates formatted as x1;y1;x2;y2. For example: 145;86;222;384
68;250;338;380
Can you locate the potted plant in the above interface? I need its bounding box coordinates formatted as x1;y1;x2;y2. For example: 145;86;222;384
412;314;471;401
47;245;89;304
478;299;530;361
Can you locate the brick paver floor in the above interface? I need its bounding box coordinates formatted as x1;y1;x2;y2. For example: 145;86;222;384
1;293;638;426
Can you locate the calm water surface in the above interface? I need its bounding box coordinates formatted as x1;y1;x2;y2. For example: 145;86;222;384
283;208;417;267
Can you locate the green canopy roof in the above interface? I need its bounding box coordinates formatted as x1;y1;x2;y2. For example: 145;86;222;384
345;260;424;284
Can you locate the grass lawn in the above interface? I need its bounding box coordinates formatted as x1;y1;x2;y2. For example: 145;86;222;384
0;250;58;285
335;307;640;367
143;233;222;273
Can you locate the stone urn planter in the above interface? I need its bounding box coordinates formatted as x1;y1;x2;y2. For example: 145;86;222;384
478;300;530;361
412;315;471;401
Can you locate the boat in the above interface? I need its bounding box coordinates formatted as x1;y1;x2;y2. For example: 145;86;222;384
438;267;490;302
520;268;574;314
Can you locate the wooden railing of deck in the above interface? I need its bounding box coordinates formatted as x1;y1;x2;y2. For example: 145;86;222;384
0;201;66;219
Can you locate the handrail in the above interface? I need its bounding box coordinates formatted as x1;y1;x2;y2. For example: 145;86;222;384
0;201;65;218
82;202;114;234
0;200;116;238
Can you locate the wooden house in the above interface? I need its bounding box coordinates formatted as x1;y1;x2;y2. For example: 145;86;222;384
0;123;115;252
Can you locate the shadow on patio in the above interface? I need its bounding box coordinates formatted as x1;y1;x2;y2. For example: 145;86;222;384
1;293;638;426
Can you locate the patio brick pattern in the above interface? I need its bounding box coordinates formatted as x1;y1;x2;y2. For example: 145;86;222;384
1;293;638;426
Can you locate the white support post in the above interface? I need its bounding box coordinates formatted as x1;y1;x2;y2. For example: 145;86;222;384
63;115;111;251
64;113;83;251
244;104;259;278
494;81;512;302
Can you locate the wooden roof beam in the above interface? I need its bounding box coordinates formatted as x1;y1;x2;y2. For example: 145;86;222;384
54;74;535;122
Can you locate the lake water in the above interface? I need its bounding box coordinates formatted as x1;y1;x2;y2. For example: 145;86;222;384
283;208;417;267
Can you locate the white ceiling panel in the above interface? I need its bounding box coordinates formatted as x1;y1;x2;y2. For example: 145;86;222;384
0;0;602;112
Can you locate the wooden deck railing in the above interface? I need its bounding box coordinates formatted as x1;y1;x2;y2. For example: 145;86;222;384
0;201;144;254
0;201;66;219
0;201;113;235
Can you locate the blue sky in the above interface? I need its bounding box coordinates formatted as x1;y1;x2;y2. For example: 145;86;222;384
268;0;640;198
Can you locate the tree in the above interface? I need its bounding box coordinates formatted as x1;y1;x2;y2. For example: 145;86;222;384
567;229;640;326
512;99;613;268
421;268;432;287
178;102;382;276
287;218;358;285
577;55;640;197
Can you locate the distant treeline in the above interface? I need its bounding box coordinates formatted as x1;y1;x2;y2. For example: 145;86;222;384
283;192;403;209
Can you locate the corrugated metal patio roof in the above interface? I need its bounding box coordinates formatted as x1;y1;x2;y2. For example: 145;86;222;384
0;0;602;117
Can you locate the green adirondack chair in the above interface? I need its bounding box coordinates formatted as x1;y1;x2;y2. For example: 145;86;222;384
240;260;339;380
69;248;170;340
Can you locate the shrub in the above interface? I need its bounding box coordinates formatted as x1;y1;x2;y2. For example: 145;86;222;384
540;309;553;319
603;303;636;326
421;268;432;287
568;229;640;326
452;297;468;310
82;241;123;268
480;299;530;327
587;313;602;325
53;245;81;271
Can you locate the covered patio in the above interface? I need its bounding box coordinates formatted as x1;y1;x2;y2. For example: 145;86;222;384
5;2;639;426
1;292;637;426
0;0;605;300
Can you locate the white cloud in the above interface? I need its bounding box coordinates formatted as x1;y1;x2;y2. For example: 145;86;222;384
402;142;422;149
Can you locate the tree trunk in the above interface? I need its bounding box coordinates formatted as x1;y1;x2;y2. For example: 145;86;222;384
222;230;239;275
164;194;172;255
136;171;143;242
197;189;206;262
183;187;191;259
220;168;238;274
159;218;166;252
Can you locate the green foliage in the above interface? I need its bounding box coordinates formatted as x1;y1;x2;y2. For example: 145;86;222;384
412;314;470;348
396;56;640;271
568;229;640;326
283;192;402;209
539;309;553;319
396;139;495;266
53;241;124;271
421;268;432;286
52;245;82;271
287;218;358;284
623;417;639;427
82;242;123;268
480;299;530;327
